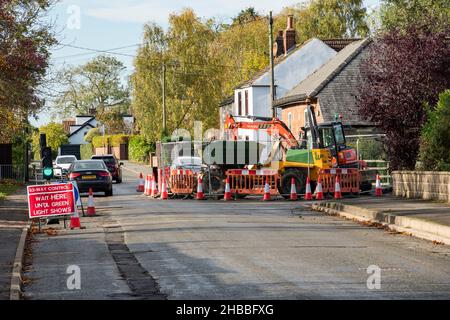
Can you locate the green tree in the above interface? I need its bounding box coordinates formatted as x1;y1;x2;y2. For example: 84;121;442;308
55;55;130;118
380;0;449;33
276;0;369;44
419;90;450;171
131;9;223;142
232;7;261;25
31;123;69;159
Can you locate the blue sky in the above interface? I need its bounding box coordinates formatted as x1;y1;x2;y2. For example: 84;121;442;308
32;0;381;127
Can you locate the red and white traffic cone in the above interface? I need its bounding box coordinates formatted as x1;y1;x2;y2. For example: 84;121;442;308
86;187;96;216
70;210;82;229
196;176;205;200
136;173;144;192
290;177;298;201
160;176;168;200
334;175;342;199
375;174;383;197
315;176;324;200
304;176;312;200
144;174;150;196
263;177;271;201
150;176;158;198
223;177;232;201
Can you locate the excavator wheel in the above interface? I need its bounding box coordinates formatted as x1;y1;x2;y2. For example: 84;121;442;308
203;170;225;200
279;168;307;199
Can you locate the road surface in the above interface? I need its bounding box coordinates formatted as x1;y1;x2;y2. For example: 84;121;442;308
23;162;450;299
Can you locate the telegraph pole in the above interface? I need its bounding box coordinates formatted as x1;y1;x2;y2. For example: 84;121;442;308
162;64;167;134
269;11;276;118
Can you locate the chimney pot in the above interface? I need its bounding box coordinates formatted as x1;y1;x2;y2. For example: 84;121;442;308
283;15;296;55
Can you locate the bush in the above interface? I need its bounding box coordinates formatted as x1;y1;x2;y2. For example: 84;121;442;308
92;135;110;148
129;136;154;163
80;143;94;160
419;89;450;171
347;139;387;161
110;134;129;147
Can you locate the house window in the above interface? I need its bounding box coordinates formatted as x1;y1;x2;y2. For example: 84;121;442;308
245;90;249;115
287;112;292;130
238;92;242;115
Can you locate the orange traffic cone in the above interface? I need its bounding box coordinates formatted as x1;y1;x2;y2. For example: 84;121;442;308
86;187;96;216
334;175;342;199
375;174;383;197
304;176;312;200
196;176;205;200
150;176;158;198
290;177;298;201
315;176;324;200
70;210;81;229
145;174;152;196
136;173;144;192
160;176;168;200
263;177;271;201
143;174;148;196
223;177;232;201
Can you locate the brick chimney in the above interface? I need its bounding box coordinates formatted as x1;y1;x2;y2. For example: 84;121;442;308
283;14;296;55
274;30;284;58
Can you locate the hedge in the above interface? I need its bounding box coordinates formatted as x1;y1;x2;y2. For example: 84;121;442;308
92;135;110;148
129;135;154;162
92;134;131;148
80;143;93;160
110;134;129;147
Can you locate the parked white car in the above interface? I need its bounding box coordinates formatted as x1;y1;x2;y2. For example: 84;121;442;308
170;156;206;173
53;155;77;178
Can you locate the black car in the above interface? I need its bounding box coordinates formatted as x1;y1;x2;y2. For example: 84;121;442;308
91;155;123;183
68;160;113;196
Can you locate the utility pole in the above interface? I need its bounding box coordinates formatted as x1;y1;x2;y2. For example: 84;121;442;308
23;108;29;182
268;11;276;118
162;64;167;134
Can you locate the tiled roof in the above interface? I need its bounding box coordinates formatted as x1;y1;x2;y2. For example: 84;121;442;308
274;38;373;126
321;38;362;52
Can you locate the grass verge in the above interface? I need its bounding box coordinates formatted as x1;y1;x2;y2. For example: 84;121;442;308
0;180;21;201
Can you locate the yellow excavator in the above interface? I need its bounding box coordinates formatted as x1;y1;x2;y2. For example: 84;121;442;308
224;104;370;196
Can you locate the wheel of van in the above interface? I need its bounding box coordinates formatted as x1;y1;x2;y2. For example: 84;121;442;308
279;169;307;199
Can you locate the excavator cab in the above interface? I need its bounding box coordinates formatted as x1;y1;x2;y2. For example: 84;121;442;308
301;106;358;168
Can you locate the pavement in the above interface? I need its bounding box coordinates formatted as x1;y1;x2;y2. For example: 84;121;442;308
0;189;29;300
312;196;450;245
20;161;450;299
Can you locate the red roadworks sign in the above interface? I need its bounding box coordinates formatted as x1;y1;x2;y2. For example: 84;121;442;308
27;183;76;219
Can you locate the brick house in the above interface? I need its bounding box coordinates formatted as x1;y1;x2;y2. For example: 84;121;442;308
273;38;378;139
218;15;342;138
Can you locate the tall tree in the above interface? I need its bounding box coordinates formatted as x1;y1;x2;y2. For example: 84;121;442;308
0;0;55;141
55;55;130;118
357;25;450;170
277;0;369;44
380;0;449;33
131;9;223;141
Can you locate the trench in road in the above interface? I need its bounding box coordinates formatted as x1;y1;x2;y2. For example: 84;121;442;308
104;223;167;300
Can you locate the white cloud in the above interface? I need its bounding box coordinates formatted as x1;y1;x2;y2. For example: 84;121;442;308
85;0;301;25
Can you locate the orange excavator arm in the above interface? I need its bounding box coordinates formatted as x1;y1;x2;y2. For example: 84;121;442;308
224;114;299;148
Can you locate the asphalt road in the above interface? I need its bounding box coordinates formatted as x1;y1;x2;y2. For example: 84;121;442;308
23;162;450;299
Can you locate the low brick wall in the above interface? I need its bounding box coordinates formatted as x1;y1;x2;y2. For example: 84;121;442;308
392;171;450;202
